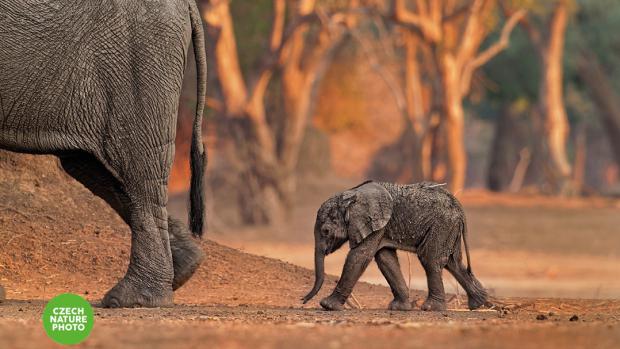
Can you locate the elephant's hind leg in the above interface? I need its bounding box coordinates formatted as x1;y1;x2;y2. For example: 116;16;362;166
375;248;412;311
59;153;131;221
168;217;204;290
419;259;447;311
61;153;204;291
445;255;488;310
61;151;174;307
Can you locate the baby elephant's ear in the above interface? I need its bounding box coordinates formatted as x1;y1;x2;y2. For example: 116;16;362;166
342;182;393;246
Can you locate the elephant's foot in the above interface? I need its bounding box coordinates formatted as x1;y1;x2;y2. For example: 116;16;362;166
320;294;345;311
0;285;5;302
388;298;412;311
468;295;490;310
172;245;204;290
421;297;446;311
102;277;173;308
169;219;205;290
466;280;490;310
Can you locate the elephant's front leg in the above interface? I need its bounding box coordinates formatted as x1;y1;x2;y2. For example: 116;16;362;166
320;231;383;311
375;248;412;311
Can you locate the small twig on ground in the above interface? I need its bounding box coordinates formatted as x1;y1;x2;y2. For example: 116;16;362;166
349;292;363;309
0;206;29;219
5;234;24;246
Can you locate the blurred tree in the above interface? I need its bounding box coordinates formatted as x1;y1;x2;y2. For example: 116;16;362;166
202;0;353;225
278;0;355;204
352;16;430;182
572;0;620;169
479;25;540;192
390;0;525;192
510;0;574;194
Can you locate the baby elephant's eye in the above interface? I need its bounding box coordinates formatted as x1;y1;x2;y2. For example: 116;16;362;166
321;227;329;236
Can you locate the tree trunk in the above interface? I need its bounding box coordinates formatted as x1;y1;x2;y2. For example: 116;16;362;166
225;113;286;225
534;1;572;193
279;1;347;204
403;32;427;181
439;53;466;192
488;106;521;191
204;0;286;225
576;53;620;167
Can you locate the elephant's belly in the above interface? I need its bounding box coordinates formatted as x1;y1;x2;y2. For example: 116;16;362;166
0;126;87;155
380;238;417;253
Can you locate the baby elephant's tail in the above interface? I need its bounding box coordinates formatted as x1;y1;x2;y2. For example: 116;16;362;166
446;219;488;310
461;218;472;274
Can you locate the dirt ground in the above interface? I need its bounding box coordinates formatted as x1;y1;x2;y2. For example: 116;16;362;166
1;151;620;348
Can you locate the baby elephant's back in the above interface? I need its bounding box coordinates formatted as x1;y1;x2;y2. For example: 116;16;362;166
379;182;465;249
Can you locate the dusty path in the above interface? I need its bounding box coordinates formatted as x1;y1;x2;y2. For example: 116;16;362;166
1;299;620;349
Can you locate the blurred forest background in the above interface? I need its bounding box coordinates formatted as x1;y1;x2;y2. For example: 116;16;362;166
171;0;620;228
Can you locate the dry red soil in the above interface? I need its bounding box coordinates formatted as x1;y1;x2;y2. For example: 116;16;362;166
1;151;620;349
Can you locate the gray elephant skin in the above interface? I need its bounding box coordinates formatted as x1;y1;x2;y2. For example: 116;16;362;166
0;0;207;308
302;181;489;312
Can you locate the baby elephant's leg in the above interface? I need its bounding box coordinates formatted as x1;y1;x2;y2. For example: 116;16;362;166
420;259;447;311
446;256;488;310
375;248;412;311
0;285;5;302
320;231;384;311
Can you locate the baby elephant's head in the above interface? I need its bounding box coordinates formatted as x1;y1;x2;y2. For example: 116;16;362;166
302;181;394;304
314;194;352;256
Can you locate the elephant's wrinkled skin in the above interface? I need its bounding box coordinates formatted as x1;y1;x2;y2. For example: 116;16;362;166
302;181;489;312
0;0;207;308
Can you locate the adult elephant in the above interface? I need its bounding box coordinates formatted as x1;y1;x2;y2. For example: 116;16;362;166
0;0;207;308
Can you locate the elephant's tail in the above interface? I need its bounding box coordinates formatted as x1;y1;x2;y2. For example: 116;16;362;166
188;1;207;238
461;218;472;274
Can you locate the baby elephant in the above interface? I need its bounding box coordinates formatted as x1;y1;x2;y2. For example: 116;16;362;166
302;180;488;311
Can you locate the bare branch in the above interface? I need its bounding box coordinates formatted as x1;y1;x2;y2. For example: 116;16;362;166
415;0;428;16
392;0;441;42
270;0;286;51
456;0;486;65
429;0;441;24
350;27;409;124
460;9;526;97
443;4;470;22
202;0;249;115
501;0;544;54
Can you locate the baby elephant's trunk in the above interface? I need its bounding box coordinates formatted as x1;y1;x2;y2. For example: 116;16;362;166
302;245;325;304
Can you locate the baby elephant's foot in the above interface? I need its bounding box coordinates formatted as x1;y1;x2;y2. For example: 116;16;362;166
421;298;446;311
468;297;491;310
388;299;412;311
320;294;345;311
